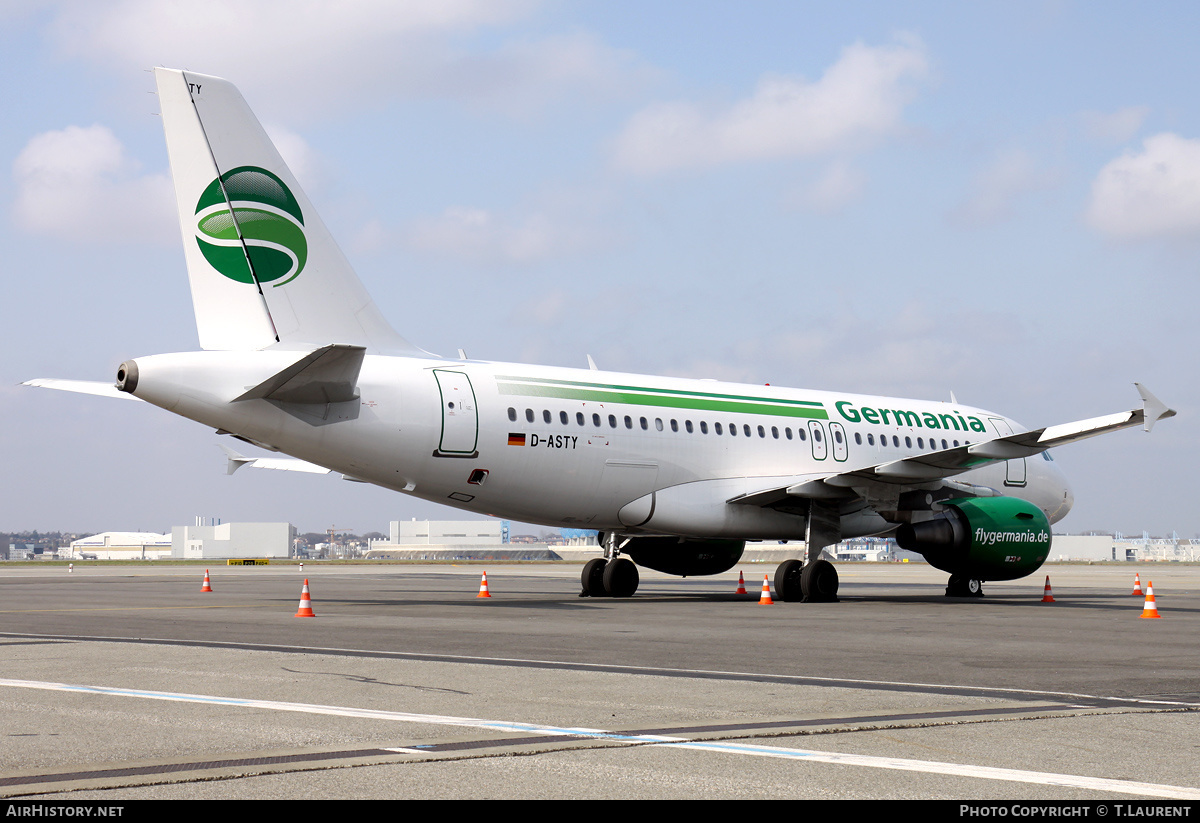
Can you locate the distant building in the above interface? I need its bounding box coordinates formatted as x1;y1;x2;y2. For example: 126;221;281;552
388;519;503;546
171;522;295;559
69;532;172;560
1050;535;1116;561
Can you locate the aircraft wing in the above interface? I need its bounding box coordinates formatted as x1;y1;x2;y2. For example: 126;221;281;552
22;379;142;401
729;383;1175;505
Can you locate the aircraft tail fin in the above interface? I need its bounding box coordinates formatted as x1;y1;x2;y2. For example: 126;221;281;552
154;68;424;355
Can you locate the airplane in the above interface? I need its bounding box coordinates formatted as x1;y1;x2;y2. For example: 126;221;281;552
25;69;1176;601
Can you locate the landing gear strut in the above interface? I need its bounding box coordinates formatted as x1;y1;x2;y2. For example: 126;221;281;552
772;501;841;602
579;533;640;598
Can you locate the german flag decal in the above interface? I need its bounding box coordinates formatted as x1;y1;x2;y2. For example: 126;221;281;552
507;433;526;446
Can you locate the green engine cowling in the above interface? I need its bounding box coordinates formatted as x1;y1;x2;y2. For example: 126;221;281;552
621;536;745;577
894;497;1050;581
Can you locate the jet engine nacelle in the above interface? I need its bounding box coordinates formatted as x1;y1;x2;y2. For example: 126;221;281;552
621;536;745;577
894;497;1050;582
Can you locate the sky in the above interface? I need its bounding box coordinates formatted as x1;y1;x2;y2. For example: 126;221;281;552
1;0;1196;538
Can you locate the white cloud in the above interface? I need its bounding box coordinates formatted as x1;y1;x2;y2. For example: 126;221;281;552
789;161;867;213
611;36;928;174
39;0;646;118
1081;106;1150;143
402;205;604;264
950;148;1058;227
668;301;1021;401
12;124;174;243
1086;132;1200;240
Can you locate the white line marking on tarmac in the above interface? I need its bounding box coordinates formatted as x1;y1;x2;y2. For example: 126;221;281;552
4;633;1197;709
4;677;1199;798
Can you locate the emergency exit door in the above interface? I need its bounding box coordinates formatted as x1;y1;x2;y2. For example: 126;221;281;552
433;370;479;457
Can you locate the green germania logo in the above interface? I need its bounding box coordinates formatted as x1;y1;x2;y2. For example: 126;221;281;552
194;166;307;286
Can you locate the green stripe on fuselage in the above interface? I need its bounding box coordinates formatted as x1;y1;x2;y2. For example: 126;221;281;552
496;377;829;420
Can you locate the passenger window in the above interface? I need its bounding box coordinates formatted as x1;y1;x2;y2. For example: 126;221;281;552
624;415;633;429
785;428;793;440
685;420;693;433
700;421;708;434
609;414;617;428
526;408;534;423
593;413;601;427
576;412;584;425
508;407;517;422
798;429;807;441
905;436;912;448
670;419;677;432
543;409;551;424
744;424;752;437
640;417;648;430
560;411;569;425
715;422;723;435
656;418;664;432
854;432;862;445
757;425;765;438
771;426;779;439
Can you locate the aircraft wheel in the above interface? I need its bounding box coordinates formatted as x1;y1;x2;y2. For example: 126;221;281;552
603;557;639;597
801;559;839;602
774;559;804;602
946;575;984;598
581;558;608;597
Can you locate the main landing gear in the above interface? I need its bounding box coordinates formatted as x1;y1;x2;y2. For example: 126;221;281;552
580;533;639;598
773;558;839;602
946;574;983;597
771;500;842;603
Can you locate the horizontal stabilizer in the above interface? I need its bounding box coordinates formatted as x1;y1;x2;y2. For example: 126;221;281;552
233;344;365;404
22;379;142;401
219;444;331;475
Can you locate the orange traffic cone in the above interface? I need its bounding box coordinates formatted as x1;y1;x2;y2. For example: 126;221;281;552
1139;581;1161;619
1131;574;1143;596
736;571;747;595
477;571;492;598
759;575;773;605
201;570;213;593
1041;576;1055;603
294;579;316;617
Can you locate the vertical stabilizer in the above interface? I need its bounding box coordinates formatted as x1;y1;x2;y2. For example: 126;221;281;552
155;68;423;355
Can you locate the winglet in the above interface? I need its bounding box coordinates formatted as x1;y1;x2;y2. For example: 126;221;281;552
1135;383;1176;432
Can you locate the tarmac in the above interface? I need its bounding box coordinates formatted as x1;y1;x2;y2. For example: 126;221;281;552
1;561;1198;800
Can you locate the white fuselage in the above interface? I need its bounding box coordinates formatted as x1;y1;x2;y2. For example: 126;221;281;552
128;350;1074;538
